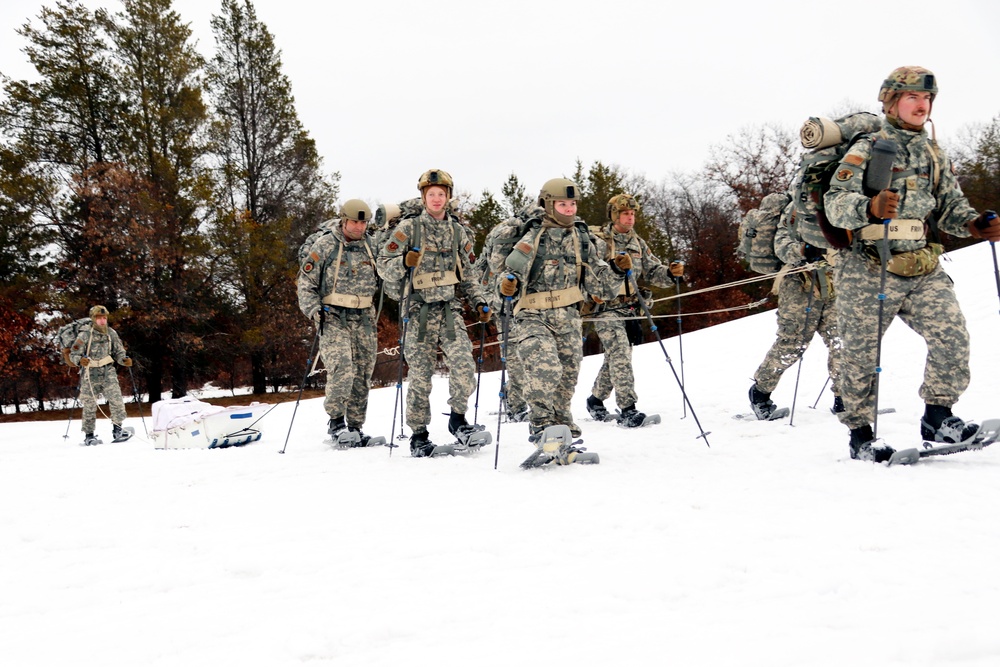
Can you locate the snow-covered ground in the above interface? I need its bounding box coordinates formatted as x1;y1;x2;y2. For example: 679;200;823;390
3;243;1000;667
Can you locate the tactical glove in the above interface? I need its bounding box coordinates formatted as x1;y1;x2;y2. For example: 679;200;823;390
803;244;826;262
968;210;1000;242
476;303;491;323
80;357;90;367
868;189;900;220
612;253;633;273
122;357;133;367
669;261;684;277
500;275;518;297
404;249;422;268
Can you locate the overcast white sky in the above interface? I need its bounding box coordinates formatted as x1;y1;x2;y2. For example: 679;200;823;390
3;0;1000;209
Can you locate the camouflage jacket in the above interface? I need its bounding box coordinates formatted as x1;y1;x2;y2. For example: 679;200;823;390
297;223;379;320
69;324;126;367
486;212;623;311
375;209;485;307
824;120;978;254
590;223;677;301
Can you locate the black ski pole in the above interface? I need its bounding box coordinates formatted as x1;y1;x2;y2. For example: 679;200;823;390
473;319;487;424
810;376;831;410
788;271;817;427
989;220;1000;315
494;291;513;470
127;364;148;437
673;268;686;418
279;324;321;454
62;373;82;441
389;268;415;455
864;139;898;439
628;269;711;446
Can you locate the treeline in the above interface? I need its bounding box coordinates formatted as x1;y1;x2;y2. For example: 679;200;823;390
2;1;998;413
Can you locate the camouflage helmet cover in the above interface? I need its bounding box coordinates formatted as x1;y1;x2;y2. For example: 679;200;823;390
375;202;402;228
417;169;454;198
607;193;639;223
340;199;372;224
89;305;109;318
878;66;938;112
537;178;579;207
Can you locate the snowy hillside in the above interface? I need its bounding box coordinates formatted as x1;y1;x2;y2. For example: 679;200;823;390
2;243;1000;667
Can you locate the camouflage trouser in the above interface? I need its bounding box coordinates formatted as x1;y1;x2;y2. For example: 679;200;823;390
512;307;583;431
79;364;126;434
318;309;376;428
403;300;476;431
590;311;638;409
753;272;841;397
834;250;970;429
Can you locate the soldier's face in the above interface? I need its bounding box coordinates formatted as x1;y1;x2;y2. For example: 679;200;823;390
897;91;931;126
423;186;448;218
554;200;577;216
94;315;107;326
343;219;367;240
614;209;636;232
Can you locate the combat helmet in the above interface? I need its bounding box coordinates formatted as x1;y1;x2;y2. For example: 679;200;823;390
340;199;372;224
607;193;639;224
89;305;109;318
878;66;937;114
417;169;454;199
537;178;580;226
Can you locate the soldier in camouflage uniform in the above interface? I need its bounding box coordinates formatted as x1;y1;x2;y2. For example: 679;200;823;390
749;199;843;419
488;178;627;440
298;200;381;445
375;169;490;457
69;305;134;444
474;217;529;422
824;66;1000;462
584;194;685;427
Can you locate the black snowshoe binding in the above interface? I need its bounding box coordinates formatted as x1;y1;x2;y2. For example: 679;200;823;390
586;395;612;422
409;430;437;458
448;411;491;449
111;424;134;443
848;424;895;463
329;415;361;448
749;384;782;421
505;401;530;423
920;405;979;444
82;432;102;446
616;404;647;428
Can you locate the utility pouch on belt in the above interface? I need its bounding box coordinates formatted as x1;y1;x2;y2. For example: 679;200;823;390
866;242;943;277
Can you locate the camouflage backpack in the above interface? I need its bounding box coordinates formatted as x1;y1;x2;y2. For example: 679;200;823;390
736;192;793;274
787;112;884;249
56;317;92;366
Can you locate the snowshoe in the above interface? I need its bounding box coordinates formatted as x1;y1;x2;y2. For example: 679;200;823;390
111;425;135;443
81;433;103;447
520;425;599;469
748;384;785;421
848;424;895;463
586;395;613;422
352;429;386;448
920;405;979;444
889;418;1000;466
409;430;453;458
505;404;530;423
452;426;492;453
615;405;660;428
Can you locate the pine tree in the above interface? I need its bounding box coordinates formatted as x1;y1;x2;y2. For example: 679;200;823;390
500;172;530;216
205;0;338;394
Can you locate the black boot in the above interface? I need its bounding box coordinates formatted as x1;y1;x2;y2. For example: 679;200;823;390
586;395;609;421
448;411;481;439
832;396;845;414
921;404;979;444
347;423;370;447
849;424;894;463
327;415;346;438
111;424;132;442
749;384;777;420
617;404;647;428
410;429;435;457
